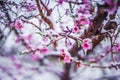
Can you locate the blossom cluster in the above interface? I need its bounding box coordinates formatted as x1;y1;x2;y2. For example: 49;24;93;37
81;38;92;51
113;43;120;53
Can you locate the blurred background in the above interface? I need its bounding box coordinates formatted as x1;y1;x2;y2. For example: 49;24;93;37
0;0;120;80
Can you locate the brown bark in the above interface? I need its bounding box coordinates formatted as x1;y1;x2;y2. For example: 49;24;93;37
35;0;53;29
63;3;118;80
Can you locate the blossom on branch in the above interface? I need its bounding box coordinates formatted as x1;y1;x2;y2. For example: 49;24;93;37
14;19;23;30
81;38;92;51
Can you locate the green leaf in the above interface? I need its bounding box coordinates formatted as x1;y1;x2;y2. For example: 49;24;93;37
35;32;44;36
19;51;27;55
71;14;76;18
118;29;120;32
77;40;81;47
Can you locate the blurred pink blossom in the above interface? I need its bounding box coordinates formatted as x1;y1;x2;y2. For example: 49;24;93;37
15;36;21;43
88;58;96;63
14;63;22;69
10;56;16;62
76;61;82;68
82;0;89;4
58;53;73;63
25;5;37;12
105;0;112;6
82;38;91;43
14;19;23;30
42;36;48;42
80;19;90;25
74;17;90;27
64;55;71;63
25;34;32;44
113;43;120;53
30;54;39;61
105;45;111;53
39;47;48;54
58;0;64;5
65;9;70;15
105;0;117;14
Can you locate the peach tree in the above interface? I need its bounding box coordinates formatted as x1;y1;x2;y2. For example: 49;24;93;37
0;0;120;80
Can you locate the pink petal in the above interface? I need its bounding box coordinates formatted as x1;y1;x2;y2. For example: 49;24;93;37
30;54;39;61
40;47;48;54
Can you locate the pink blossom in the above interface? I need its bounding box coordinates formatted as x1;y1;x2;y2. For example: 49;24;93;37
82;38;91;43
24;1;37;12
74;19;80;27
105;0;117;14
10;56;16;62
74;17;90;27
80;19;90;25
58;52;74;63
14;63;22;69
14;19;23;30
15;36;21;43
58;53;65;62
100;54;106;58
65;9;70;15
30;54;39;61
42;36;48;42
74;17;83;27
58;53;73;63
106;6;116;14
39;47;48;54
83;0;91;10
26;34;32;44
105;0;112;6
76;61;82;68
105;45;111;53
26;6;31;12
73;26;79;33
109;61;114;66
88;58;96;63
82;0;89;4
76;5;90;15
58;0;64;5
81;43;91;51
27;34;32;39
85;4;91;10
25;5;37;12
113;43;120;53
76;6;84;14
16;5;18;9
10;22;15;27
60;49;65;53
64;55;71;63
66;41;72;46
81;38;92;51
